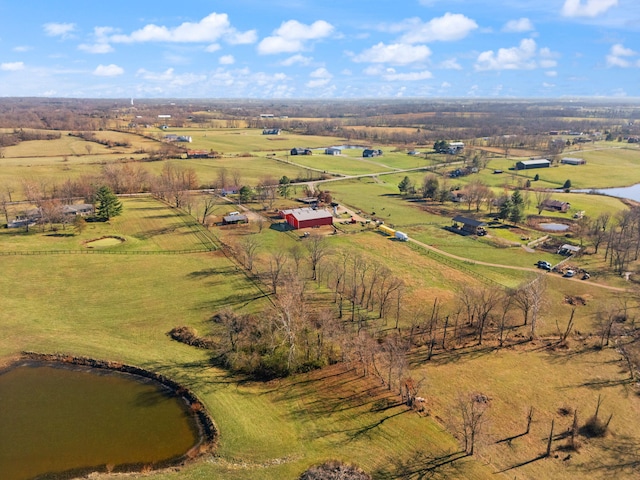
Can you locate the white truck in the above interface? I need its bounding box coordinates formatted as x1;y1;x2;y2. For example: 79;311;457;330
395;231;409;241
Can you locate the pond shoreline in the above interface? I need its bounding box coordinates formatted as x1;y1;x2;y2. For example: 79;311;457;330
5;352;218;479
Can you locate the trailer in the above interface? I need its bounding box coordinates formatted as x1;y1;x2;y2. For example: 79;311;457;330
395;231;409;241
378;224;396;236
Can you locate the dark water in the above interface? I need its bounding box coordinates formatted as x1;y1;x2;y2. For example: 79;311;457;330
0;364;199;480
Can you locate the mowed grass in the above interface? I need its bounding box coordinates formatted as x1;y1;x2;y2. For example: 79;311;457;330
0;197;214;252
0;219;495;480
2;131;160;158
156;127;347;154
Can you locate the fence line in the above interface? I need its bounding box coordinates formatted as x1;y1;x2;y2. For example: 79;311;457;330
0;247;215;256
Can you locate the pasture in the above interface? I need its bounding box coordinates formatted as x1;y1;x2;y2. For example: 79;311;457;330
3;119;640;480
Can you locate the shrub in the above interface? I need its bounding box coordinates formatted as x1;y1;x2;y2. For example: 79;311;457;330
580;415;609;438
300;460;372;480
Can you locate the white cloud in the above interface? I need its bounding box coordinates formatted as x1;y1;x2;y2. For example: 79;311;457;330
353;43;431;65
561;0;618;18
546;70;558;77
43;22;75;38
258;20;334;55
306;67;332;87
13;46;32;52
93;64;124;76
205;44;221;53
280;54;312;66
399;13;478;43
502;18;534;33
475;38;557;71
439;58;462;70
136;67;206;86
306;79;331;88
606;43;637;67
78;43;114;54
226;30;258;45
109;12;254;45
219;55;235;65
383;70;433;81
1;62;25;71
310;67;332;79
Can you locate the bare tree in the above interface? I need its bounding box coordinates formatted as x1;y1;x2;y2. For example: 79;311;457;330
535;190;552;215
268;249;288;294
199;195;217;225
305;233;330;281
456;392;490;456
216;167;229;190
239;236;260;272
513;274;547;339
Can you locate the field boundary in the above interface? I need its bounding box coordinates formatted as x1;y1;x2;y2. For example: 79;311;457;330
0;248;214;256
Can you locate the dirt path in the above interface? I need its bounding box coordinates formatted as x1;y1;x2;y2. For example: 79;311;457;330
407;237;628;292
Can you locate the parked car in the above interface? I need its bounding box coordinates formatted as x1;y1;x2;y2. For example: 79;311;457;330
537;260;552;271
564;270;575;278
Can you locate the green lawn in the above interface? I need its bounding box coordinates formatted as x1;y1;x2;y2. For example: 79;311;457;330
0;213;495;480
0;197;214;253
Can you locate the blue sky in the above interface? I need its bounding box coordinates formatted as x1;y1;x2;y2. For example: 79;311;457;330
0;0;639;99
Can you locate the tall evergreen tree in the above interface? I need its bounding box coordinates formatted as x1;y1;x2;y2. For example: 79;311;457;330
95;186;122;220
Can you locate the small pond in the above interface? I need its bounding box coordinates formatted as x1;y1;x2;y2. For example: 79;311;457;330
0;363;200;480
85;236;124;248
539;223;570;232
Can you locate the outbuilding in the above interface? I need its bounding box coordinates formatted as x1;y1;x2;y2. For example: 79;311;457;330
223;214;248;225
325;147;341;155
515;159;551;170
558;244;581;256
452;215;487;235
561;157;586;165
280;208;333;229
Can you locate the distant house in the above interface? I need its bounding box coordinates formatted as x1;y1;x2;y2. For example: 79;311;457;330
291;147;312;155
63;204;94;216
561;157;586;165
325;147;341;155
452;215;487;235
187;149;214;158
363;149;383;157
164;134;179;141
539;199;571;213
280;208;333;229
448;142;465;154
220;186;240;196
515;159;551;170
262;128;281;135
176;135;192;143
408;150;421;156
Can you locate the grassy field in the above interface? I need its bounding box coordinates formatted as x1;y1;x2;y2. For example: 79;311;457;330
0;212;497;480
0;197;214;253
4;124;640;479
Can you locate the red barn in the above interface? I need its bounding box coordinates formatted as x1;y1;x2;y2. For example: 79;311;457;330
280;208;333;229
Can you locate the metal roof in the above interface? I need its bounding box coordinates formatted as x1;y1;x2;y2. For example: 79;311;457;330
452;215;486;227
285;208;333;221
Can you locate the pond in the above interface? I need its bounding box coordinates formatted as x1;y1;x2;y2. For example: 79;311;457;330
539;222;570;232
0;363;201;480
580;184;640;202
